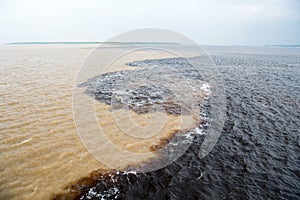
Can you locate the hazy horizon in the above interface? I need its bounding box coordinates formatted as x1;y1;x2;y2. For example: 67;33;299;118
0;0;300;46
3;41;300;47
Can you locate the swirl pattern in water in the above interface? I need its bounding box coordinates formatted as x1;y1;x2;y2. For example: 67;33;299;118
55;49;300;199
1;45;299;200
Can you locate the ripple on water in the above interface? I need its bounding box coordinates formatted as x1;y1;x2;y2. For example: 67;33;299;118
56;51;300;199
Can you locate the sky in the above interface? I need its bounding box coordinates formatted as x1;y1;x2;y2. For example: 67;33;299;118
0;0;299;45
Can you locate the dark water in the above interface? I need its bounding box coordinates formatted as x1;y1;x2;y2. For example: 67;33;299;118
58;48;300;200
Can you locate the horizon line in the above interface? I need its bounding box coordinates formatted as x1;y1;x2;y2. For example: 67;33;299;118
3;42;300;48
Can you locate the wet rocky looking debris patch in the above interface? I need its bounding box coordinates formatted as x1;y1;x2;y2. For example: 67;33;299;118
79;57;210;116
53;57;212;200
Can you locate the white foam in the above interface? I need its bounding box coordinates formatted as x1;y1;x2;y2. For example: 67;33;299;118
83;187;120;200
200;83;211;95
194;127;206;135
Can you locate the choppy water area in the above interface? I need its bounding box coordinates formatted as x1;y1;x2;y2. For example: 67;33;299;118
58;47;300;199
0;45;101;200
0;44;187;199
1;45;300;199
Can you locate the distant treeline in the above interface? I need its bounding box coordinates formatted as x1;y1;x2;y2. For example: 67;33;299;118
266;44;300;48
6;41;180;45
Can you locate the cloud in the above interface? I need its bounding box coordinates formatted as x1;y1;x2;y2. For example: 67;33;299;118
0;0;299;45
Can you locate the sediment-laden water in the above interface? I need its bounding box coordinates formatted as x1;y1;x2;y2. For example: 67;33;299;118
56;48;300;199
1;45;299;199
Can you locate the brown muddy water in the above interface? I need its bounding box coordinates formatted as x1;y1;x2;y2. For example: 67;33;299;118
1;45;299;200
68;46;300;200
0;44;196;199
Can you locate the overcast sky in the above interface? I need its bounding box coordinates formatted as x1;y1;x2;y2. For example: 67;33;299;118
0;0;299;45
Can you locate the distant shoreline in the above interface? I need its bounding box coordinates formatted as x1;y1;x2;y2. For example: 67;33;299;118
4;42;300;48
5;41;181;45
265;44;300;48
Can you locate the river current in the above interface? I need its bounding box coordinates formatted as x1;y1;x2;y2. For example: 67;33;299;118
1;45;299;199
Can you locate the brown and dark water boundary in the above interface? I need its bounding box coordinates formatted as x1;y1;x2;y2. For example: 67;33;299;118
54;52;300;199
